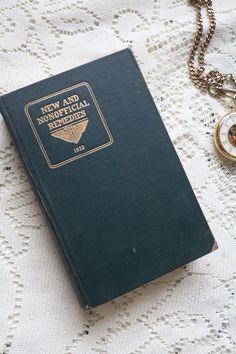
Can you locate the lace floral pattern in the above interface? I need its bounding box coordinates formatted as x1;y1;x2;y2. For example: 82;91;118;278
0;1;235;353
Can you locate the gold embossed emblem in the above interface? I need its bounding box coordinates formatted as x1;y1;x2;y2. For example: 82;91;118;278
51;119;89;144
24;82;113;169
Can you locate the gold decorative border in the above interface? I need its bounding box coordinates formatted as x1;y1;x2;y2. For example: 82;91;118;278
24;82;113;169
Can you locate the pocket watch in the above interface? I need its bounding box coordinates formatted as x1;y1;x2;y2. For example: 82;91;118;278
214;111;236;162
188;0;236;162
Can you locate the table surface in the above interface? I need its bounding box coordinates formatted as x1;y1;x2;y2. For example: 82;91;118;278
0;1;235;353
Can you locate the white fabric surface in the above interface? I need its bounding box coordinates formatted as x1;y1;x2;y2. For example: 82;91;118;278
0;1;236;353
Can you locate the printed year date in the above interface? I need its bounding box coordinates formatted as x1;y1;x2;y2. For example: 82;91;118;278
74;145;85;154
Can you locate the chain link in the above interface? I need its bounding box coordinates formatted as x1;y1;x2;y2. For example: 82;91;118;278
188;0;236;100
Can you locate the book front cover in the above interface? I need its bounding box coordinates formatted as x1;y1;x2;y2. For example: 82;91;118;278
0;49;217;308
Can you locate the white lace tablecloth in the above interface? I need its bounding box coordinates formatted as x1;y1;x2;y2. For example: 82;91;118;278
0;1;235;353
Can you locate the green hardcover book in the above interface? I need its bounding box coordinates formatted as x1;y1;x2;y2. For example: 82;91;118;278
0;49;217;308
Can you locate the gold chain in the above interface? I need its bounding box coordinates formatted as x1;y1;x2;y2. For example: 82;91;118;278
188;0;236;101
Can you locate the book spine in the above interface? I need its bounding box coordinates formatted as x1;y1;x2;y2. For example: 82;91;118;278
0;96;92;309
